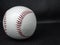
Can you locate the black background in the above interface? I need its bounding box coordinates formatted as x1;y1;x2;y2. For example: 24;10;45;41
0;0;60;45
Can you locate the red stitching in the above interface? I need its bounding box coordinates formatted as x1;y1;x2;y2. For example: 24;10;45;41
3;10;33;38
16;10;32;37
3;15;7;31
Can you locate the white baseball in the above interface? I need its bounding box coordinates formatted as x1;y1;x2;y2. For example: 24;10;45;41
3;6;37;39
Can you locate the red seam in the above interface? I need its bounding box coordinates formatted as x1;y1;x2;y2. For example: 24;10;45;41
16;10;32;37
3;15;7;31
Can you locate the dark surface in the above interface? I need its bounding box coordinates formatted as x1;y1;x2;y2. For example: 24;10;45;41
0;0;60;45
0;22;60;45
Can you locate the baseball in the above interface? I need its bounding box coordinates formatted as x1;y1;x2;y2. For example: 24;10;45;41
3;6;37;39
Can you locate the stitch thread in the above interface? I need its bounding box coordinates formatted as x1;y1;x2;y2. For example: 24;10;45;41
16;10;33;37
3;15;7;31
